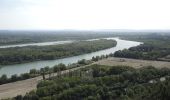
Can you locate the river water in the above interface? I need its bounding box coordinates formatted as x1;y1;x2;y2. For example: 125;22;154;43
0;40;73;48
0;37;141;77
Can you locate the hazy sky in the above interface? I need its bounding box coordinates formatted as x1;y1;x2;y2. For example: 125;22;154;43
0;0;170;30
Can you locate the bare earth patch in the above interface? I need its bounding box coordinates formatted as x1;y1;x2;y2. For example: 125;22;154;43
0;65;88;99
0;77;40;99
95;57;170;69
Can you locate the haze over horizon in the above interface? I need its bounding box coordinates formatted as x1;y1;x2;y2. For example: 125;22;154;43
1;0;170;30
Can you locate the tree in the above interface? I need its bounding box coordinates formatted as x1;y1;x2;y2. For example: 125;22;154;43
30;69;38;75
11;74;18;82
48;69;53;79
58;63;66;71
44;66;50;73
21;73;30;79
40;68;45;80
0;74;8;84
53;65;60;72
78;59;86;64
15;95;23;100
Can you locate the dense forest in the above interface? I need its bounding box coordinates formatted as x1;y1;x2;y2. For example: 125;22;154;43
11;64;170;100
0;39;116;65
114;34;170;60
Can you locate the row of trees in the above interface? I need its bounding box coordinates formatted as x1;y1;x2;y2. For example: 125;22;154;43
92;54;110;61
0;58;92;85
0;64;66;85
12;65;170;100
0;53;112;85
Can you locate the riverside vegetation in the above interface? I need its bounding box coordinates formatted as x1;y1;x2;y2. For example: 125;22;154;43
0;39;116;65
0;54;111;85
114;34;170;61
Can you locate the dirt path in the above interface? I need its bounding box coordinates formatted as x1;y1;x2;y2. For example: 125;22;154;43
0;77;40;99
1;57;170;99
0;65;89;99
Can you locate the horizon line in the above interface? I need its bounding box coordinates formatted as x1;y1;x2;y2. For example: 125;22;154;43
1;29;170;31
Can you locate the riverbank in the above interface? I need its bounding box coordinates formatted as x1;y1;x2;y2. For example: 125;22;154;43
118;34;170;61
1;57;170;99
0;39;117;65
0;38;141;77
0;64;91;99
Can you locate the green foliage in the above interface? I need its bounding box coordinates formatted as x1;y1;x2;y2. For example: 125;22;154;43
0;39;116;65
0;31;116;46
53;63;66;72
23;91;39;100
0;74;7;84
118;34;170;61
92;55;109;62
114;43;170;60
55;85;98;100
29;69;38;75
106;66;135;75
0;63;63;84
91;65;107;77
11;74;18;82
0;59;92;85
13;65;170;100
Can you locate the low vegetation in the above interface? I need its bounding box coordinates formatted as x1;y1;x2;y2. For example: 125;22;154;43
12;64;170;100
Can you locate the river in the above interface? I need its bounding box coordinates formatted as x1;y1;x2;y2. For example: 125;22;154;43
0;40;73;48
0;37;141;77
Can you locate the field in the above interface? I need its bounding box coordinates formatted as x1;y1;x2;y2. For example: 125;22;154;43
96;57;170;69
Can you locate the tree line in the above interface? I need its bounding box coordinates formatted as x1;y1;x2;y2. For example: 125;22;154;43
0;39;117;65
117;34;170;61
0;58;92;85
114;43;170;60
0;53;112;85
12;64;170;100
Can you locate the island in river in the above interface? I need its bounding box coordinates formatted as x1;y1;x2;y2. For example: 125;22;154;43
0;37;141;77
